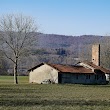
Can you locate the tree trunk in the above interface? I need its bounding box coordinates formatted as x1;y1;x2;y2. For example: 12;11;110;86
14;57;18;84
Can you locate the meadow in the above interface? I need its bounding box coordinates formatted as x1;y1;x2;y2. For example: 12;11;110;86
0;76;110;110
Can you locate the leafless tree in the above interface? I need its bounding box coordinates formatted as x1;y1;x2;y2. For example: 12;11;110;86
0;14;38;84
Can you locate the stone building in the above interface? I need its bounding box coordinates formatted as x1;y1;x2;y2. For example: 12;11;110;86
28;44;110;84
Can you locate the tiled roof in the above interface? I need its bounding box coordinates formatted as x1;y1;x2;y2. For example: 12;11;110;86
28;62;110;74
47;64;94;73
81;61;110;74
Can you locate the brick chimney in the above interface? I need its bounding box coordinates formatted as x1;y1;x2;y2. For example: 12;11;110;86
92;44;100;66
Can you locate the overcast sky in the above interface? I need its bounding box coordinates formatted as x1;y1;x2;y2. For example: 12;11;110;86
0;0;110;36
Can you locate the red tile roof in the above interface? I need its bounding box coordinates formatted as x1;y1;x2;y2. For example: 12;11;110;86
47;64;94;74
28;62;110;74
81;61;110;74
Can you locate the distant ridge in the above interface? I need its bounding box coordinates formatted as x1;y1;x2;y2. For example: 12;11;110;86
35;33;104;48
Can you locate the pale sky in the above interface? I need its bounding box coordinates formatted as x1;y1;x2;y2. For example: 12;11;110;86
0;0;110;36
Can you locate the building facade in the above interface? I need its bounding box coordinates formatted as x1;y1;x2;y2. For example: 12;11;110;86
28;63;59;84
28;62;110;84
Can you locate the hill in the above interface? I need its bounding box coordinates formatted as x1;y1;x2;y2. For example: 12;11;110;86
1;32;110;75
28;33;110;68
36;33;103;48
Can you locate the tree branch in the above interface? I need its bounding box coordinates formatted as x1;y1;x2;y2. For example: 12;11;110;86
2;50;15;63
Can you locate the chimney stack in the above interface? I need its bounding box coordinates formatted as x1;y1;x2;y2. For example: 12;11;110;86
92;44;100;66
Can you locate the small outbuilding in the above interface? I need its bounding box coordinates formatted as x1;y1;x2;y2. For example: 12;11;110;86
28;63;59;84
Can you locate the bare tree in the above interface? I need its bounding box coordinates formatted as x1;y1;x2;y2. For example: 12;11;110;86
0;14;38;84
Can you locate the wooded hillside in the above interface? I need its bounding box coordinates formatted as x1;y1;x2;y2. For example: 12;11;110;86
1;32;110;75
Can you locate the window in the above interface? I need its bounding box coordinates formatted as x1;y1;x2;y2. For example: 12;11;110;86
95;75;99;80
76;75;78;79
102;75;104;79
86;75;90;79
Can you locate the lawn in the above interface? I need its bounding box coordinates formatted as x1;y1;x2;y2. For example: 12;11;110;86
0;76;29;84
0;76;110;110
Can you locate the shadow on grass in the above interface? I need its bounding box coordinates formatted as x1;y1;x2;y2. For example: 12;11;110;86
0;99;110;107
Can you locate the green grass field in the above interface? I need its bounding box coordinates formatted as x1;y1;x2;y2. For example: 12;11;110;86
0;76;29;84
0;76;110;110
